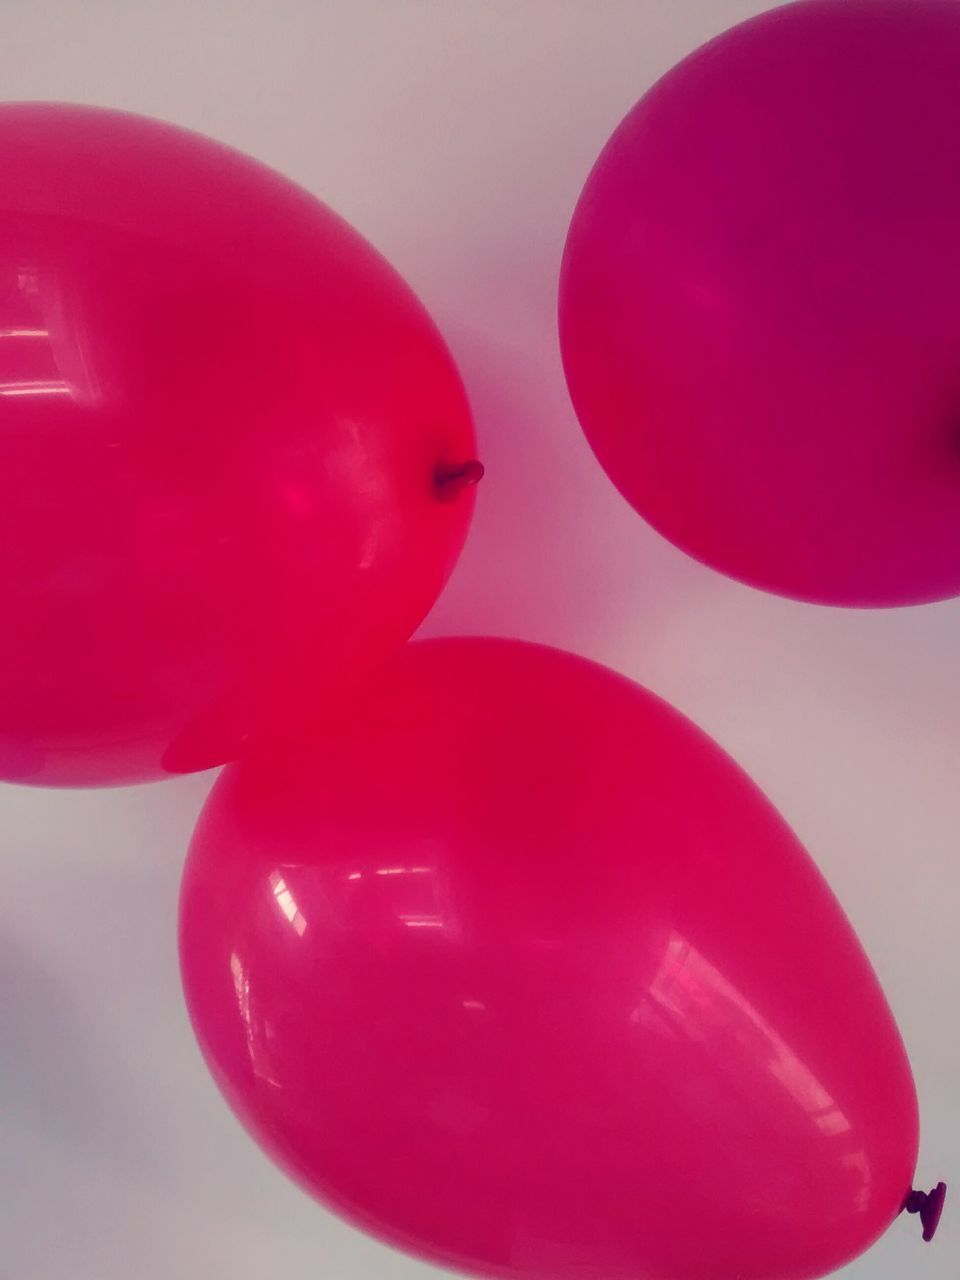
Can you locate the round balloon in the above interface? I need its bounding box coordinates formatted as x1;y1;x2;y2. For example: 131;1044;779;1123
560;0;960;606
0;103;479;785
180;637;920;1280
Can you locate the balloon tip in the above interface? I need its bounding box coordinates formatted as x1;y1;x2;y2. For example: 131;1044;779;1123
903;1182;946;1242
434;459;484;501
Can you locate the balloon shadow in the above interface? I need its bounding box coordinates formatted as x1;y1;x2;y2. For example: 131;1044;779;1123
420;317;725;655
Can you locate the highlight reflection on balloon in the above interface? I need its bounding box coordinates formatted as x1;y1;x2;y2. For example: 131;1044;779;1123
0;102;479;786
560;0;960;606
180;638;920;1280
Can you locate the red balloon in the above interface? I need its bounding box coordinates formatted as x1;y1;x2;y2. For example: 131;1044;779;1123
0;103;479;786
180;638;920;1280
560;0;960;606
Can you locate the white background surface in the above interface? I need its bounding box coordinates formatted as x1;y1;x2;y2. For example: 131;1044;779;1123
0;2;956;1277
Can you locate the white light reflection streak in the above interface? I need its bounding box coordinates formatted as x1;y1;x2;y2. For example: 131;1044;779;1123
229;950;282;1088
646;934;853;1140
269;870;308;936
230;949;257;1073
0;382;72;397
230;951;251;1022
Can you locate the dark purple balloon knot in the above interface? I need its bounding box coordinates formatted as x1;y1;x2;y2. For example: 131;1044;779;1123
902;1182;946;1242
435;459;485;500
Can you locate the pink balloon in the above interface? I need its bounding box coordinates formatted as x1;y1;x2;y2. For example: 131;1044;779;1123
180;638;923;1280
560;0;960;606
0;103;479;786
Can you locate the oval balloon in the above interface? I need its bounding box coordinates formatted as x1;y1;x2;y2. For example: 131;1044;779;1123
180;637;919;1280
560;0;960;606
0;103;479;785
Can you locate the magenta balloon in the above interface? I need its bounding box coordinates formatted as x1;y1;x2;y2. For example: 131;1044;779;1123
560;0;960;606
180;638;920;1280
0;103;478;785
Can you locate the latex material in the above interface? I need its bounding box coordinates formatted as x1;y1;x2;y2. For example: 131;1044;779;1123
180;638;918;1280
560;0;960;607
0;103;478;786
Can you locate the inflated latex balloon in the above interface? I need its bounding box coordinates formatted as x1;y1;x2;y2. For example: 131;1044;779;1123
0;103;479;786
560;0;960;606
180;637;932;1280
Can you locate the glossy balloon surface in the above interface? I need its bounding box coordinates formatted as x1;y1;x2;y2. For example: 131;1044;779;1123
180;638;918;1280
0;103;477;786
560;0;960;606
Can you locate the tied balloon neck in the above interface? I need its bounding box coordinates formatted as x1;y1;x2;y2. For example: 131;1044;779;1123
903;1182;946;1242
435;459;485;502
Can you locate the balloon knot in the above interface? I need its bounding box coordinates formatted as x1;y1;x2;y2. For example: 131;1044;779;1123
903;1182;946;1242
435;459;484;501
